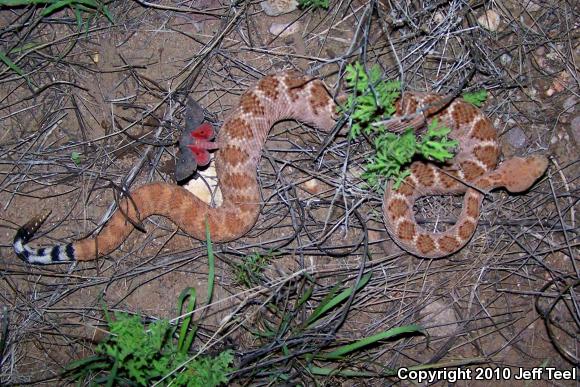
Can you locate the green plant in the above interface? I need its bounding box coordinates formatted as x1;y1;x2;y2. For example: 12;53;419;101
65;222;234;386
341;62;401;140
66;309;234;386
341;62;458;189
234;252;272;287
0;0;113;86
462;89;488;107
246;271;425;380
0;0;113;23
298;0;329;10
70;151;81;166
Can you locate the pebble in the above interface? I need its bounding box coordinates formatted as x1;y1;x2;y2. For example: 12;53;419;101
546;71;570;97
477;9;501;31
506;126;528;148
500;53;512;66
525;1;541;12
571;116;580;143
269;22;301;37
563;96;577;113
261;0;298;16
419;300;459;337
301;178;325;195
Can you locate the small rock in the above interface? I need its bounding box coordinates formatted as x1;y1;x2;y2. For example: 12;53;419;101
506;127;528;148
261;0;298;16
546;70;571;97
563;96;577;113
500;53;512;66
419;300;459;337
477;9;501;31
525;1;541;12
269;22;301;37
433;11;445;23
571;116;580;143
546;50;560;61
301;178;327;195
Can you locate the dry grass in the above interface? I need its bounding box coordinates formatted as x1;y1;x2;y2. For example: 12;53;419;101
0;0;578;385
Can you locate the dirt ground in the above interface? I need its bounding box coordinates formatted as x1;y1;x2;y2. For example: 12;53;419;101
0;0;578;385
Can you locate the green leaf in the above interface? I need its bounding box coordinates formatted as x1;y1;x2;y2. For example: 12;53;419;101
0;51;36;88
307;365;378;377
305;272;372;328
418;119;458;162
318;324;424;360
70;151;81;165
462;89;487;107
205;218;215;305
0;0;51;5
67;304;235;385
176;287;197;354
341;61;462;190
297;0;329;9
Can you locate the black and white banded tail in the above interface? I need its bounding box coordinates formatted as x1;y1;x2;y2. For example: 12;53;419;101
13;210;76;265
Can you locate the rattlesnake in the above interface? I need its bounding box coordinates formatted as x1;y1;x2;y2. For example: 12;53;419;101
382;93;548;258
13;72;547;264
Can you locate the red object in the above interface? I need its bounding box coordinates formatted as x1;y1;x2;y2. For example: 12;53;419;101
187;123;219;166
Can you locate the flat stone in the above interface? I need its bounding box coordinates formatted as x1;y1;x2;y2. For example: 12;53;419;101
419;300;459;337
269;22;301;37
563;96;577;113
571;116;580;143
500;53;512;66
261;0;298;16
477;9;501;31
506;126;528;148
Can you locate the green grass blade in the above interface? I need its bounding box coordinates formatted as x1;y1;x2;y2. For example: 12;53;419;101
176;287;197;353
307;366;378;377
73;4;83;30
64;355;109;371
318;324;424;360
305;272;372;328
105;358;119;387
40;0;73;17
205;218;215;305
8;42;41;54
0;307;7;362
0;51;27;79
296;286;313;309
101;4;113;22
0;0;51;5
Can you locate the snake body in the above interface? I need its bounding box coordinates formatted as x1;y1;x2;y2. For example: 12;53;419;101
13;73;547;264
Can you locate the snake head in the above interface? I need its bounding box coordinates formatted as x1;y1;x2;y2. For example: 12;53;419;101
499;155;549;193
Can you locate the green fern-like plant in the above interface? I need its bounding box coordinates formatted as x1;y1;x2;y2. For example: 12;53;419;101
340;62;400;140
462;89;488;107
234;252;272;288
298;0;329;9
66;310;234;386
341;62;458;189
65;223;234;386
